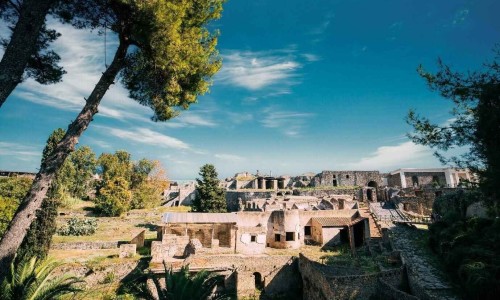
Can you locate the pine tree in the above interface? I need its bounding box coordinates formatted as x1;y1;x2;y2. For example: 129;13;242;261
193;164;227;213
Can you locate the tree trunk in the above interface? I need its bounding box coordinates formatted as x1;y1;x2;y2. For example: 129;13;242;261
0;40;129;279
0;0;55;108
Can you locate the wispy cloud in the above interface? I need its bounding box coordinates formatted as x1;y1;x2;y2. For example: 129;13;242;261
162;111;218;128
215;153;245;162
12;19;152;122
99;126;190;150
261;108;315;137
0;142;41;163
302;53;321;62
344;141;436;171
310;12;334;35
226;112;253;124
216;50;301;90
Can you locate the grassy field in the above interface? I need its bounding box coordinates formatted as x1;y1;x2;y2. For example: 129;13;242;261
53;202;191;243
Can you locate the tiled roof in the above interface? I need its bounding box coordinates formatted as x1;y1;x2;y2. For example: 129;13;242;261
162;212;237;224
312;216;366;227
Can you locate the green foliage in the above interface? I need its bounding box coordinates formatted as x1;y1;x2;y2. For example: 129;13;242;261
63;146;97;199
16;128;65;261
429;191;500;299
95;177;133;216
0;177;32;236
16;198;58;262
193;164;227;213
153;264;231;300
0;1;66;86
96;151;167;213
131;182;161;209
57;217;97;236
407;49;500;212
120;0;224;121
0;256;82;300
98;151;133;183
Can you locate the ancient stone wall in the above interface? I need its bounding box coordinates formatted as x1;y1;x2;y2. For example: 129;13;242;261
387;174;402;187
299;254;407;300
225;191;276;212
163;255;301;298
51;241;119;250
310;171;382;188
294;188;363;199
404;172;446;188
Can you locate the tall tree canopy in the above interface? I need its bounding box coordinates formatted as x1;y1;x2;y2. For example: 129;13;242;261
407;49;500;212
0;0;64;108
193;164;227;213
0;0;224;278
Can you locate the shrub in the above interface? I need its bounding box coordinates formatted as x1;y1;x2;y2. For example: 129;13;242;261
95;177;132;216
58;218;97;236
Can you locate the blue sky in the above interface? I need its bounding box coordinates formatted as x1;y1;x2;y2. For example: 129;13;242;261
1;0;499;179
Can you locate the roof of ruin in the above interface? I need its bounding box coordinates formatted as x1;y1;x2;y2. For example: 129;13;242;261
162;212;237;224
312;216;366;227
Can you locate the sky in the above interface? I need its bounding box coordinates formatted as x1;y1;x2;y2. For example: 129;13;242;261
1;0;499;180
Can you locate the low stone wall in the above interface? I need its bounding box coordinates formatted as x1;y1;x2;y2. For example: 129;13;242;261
377;277;418;300
51;241;119;250
293;188;362;199
299;254;408;300
155;255;301;299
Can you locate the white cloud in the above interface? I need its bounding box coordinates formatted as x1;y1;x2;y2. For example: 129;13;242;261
215;153;245;162
217;50;301;90
344;141;436;171
101;126;190;150
12;19;152;121
162;111;218;128
0;142;40;157
310;12;334;35
226;112;253;124
302;53;321;62
261;109;315;137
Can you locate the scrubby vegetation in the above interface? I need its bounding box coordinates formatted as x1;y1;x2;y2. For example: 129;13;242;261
429;191;500;299
0;177;32;236
58;218;98;236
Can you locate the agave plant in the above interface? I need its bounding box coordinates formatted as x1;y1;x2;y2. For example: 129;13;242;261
0;256;83;300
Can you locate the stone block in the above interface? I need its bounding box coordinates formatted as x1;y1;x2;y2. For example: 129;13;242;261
119;244;136;258
131;230;145;247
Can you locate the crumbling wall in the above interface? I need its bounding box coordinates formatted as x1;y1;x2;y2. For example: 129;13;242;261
225;191;276;212
299;254;407;300
310;171;382;188
403;172;446;188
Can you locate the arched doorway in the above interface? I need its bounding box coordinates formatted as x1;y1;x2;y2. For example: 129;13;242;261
367;181;378;202
253;272;264;291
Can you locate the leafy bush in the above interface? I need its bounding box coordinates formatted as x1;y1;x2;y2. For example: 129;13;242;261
94;177;132;216
0;177;32;236
429;190;500;299
58;218;97;236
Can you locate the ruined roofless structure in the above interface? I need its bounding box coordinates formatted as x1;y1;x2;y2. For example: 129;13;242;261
154;196;369;261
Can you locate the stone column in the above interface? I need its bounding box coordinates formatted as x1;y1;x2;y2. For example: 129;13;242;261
444;169;455;187
272;179;278;190
348;226;356;255
399;171;407;188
